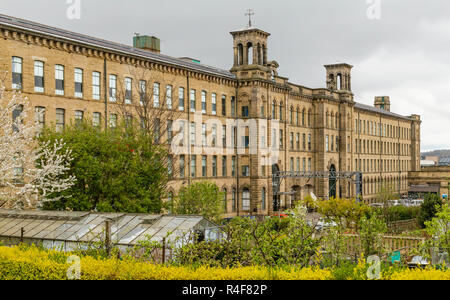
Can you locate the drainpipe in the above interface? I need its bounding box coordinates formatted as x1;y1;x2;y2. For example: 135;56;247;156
187;73;191;187
235;80;240;217
104;58;108;130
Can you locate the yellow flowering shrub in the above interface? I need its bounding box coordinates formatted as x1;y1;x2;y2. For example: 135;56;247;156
0;246;447;280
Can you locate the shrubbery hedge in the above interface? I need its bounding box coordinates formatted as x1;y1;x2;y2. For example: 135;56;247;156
0;246;448;280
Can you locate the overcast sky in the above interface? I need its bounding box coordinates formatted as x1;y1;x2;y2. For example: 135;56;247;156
1;0;449;151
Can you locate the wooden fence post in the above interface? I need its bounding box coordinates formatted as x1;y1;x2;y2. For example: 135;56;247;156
105;220;111;257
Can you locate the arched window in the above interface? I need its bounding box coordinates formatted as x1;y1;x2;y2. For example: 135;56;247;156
302;108;306;126
223;188;228;213
279;102;283;121
272;101;276;119
296;107;300;126
337;74;342;90
168;191;174;214
237;44;244;66
308;109;312;127
247;42;253;65
289;107;293;124
242;188;250;211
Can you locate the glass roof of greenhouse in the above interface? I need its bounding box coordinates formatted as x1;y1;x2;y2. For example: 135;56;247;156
0;210;216;247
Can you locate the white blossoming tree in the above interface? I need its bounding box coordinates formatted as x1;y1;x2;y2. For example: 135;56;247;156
0;76;76;209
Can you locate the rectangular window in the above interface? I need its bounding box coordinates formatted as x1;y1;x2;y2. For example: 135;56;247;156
212;125;217;147
242;106;249;118
202;156;207;177
167;120;173;145
125;114;133;128
190;155;196;178
290;158;294;172
155;118;160;143
232;156;236;176
179;155;185;179
168;156;173;178
296;133;300;150
109;75;117;102
12;57;23;90
308;158;312;171
212;156;217;177
35;106;45;130
166;85;172;109
201;91;207;114
75;110;84;125
34;61;44;92
74;68;83;98
55;65;65;95
139;80;146;106
242;165;250;177
153;83;160;107
326;135;329;151
303;158;307;172
290;132;294;149
190;89;196;112
12;105;24;132
231;96;236;117
296;158;300;172
279;129;283;149
222;125;227;148
222;95;226;116
212;93;217;115
92;72;101;100
308;134;312;151
55;108;65;132
109;114;117;129
179;87;185;111
190;122;196;146
302;133;306;150
125;77;132;104
93;112;101;127
222;156;227;177
202;123;207;147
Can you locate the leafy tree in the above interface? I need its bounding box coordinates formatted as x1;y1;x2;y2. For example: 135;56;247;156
316;197;370;231
39;120;169;213
358;212;387;257
419;193;443;228
173;181;224;222
425;204;450;252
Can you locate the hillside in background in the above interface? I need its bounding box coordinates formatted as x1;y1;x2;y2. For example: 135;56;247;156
421;149;450;158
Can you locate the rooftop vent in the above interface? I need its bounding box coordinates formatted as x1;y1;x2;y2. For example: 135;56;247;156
133;34;160;54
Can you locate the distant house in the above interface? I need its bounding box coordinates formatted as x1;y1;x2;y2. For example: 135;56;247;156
439;157;450;166
420;160;436;167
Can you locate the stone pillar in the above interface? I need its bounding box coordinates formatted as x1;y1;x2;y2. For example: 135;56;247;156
253;45;258;65
243;45;248;65
233;46;238;66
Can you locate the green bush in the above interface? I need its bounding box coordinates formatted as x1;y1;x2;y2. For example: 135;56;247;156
381;206;421;222
419;194;443;228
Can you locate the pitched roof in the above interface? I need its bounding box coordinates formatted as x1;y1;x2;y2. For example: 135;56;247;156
0;14;235;79
354;102;412;120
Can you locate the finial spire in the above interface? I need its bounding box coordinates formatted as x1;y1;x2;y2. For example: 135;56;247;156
245;9;254;27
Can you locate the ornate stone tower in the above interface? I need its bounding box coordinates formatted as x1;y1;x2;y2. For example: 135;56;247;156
229;23;271;79
324;63;353;92
374;96;391;111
